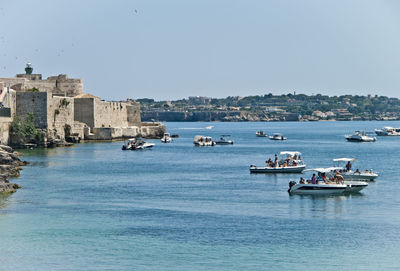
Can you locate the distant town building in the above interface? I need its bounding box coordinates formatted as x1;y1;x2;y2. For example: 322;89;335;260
188;96;212;105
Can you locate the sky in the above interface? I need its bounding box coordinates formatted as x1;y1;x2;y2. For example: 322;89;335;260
0;0;400;101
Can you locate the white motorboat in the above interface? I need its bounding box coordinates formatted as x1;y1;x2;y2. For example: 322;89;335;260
375;126;400;136
250;151;306;173
256;131;267;137
332;158;378;181
269;133;287;140
214;135;234;145
289;167;368;194
288;181;368;195
345;131;376;142
160;133;172;143
193;135;216;146
122;138;155;150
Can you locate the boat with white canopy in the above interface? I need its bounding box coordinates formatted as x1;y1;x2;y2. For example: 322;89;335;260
288;167;368;195
193;135;216;146
332;158;378;181
250;151;306;173
375;126;400;136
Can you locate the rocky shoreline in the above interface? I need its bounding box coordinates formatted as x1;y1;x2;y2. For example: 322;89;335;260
0;145;27;193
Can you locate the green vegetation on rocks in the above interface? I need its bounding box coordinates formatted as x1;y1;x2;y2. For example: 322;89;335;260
10;113;43;144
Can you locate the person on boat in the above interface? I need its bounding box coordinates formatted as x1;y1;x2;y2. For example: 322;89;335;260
265;158;272;166
299;177;305;184
355;169;361;174
292;161;297;166
311;174;316;184
345;161;352;172
335;171;344;184
321;172;327;182
274;154;278;168
293;153;297;160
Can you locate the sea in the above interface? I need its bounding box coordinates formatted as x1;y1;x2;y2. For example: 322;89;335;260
0;121;399;271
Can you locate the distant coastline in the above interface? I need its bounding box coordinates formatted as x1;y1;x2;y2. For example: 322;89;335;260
139;94;400;122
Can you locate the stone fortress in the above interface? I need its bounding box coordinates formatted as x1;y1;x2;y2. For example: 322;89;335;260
0;63;165;145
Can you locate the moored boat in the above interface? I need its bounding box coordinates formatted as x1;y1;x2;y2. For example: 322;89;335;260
193;135;216;146
160;133;172;143
269;133;287;140
250;151;305;173
345;131;376;142
375;126;400;136
256;131;267;137
332;158;378;181
214;135;234;145
122;138;155;150
288;181;368;195
289;167;368;194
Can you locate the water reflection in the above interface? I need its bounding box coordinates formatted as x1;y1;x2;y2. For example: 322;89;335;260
288;193;365;219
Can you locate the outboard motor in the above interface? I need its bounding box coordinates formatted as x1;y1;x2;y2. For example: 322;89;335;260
288;181;297;193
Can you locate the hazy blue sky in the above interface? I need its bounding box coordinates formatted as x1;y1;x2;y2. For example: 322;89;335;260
0;0;400;100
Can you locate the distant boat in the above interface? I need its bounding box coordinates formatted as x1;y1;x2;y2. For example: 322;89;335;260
193;135;216;146
256;131;267;137
214;135;233;145
375;127;400;136
345;131;376;142
122;138;155;150
160;133;172;143
269;133;287;140
205;126;214;129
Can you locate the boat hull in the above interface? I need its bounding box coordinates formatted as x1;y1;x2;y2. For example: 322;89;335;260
250;165;306;173
214;140;233;145
289;182;367;195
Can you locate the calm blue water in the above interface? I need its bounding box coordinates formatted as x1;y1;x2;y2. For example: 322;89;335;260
1;121;400;270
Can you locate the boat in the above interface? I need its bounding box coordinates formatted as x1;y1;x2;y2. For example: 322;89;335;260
256;131;267;137
214;135;233;145
375;127;400;136
269;133;287;140
250;151;306;173
193;135;216;146
332;158;378;181
288;181;368;195
170;134;179;138
345;131;376;142
288;167;368;194
160;133;172;143
122;138;155;150
205;126;214;130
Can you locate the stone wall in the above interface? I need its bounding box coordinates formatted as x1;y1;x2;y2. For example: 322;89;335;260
127;102;141;125
0;74;83;97
47;96;75;140
15;92;48;129
74;98;95;129
47;75;83;97
93;99;129;128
